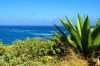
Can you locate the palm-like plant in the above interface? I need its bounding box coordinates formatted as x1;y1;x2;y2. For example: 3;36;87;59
53;14;100;59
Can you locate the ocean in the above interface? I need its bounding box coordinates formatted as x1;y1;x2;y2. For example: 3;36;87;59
0;26;67;44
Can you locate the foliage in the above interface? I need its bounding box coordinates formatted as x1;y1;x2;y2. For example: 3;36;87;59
13;38;63;57
0;38;64;66
53;14;100;59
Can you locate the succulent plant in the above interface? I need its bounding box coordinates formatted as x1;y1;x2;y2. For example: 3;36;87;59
53;14;100;59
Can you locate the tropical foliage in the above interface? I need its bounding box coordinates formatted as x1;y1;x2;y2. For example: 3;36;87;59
53;14;100;59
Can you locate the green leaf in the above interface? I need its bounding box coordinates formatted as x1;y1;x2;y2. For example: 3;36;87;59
54;24;67;38
81;16;90;52
65;17;76;31
82;16;90;33
60;19;70;31
69;28;82;51
84;13;87;20
87;29;93;53
54;24;72;48
92;26;100;45
96;18;100;27
60;19;78;40
60;19;82;51
77;14;83;36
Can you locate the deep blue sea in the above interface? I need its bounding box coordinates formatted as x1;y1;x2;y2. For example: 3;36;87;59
0;26;67;44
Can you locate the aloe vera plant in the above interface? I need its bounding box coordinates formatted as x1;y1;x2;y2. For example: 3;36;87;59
53;14;100;58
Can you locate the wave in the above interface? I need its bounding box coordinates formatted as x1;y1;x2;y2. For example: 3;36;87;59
10;29;34;32
30;33;53;36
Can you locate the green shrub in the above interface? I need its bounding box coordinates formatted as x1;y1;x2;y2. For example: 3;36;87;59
0;38;63;65
13;38;62;57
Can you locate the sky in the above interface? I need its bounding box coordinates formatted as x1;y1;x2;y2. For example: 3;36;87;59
0;0;100;26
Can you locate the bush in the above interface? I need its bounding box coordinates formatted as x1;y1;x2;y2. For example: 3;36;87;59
13;38;63;57
0;38;64;65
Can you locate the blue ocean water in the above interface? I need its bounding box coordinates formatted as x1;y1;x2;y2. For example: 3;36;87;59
0;26;68;44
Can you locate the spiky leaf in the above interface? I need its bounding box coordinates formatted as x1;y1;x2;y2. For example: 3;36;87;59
65;17;76;31
96;18;100;27
77;14;83;36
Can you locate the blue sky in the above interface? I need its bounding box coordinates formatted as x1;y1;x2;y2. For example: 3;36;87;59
0;0;100;26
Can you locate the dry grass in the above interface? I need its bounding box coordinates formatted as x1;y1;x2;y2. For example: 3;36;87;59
48;48;89;66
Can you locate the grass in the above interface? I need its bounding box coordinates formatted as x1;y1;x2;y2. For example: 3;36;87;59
1;44;13;46
47;49;88;66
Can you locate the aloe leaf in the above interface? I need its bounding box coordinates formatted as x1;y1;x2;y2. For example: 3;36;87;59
91;19;100;34
84;13;87;20
96;18;100;27
60;19;68;29
52;32;70;48
82;16;90;33
77;14;83;36
54;24;74;48
81;16;90;52
92;26;100;39
60;19;70;31
67;38;77;48
65;17;76;31
63;23;82;51
60;19;82;51
60;19;77;40
87;29;93;53
92;26;100;45
69;28;82;51
54;23;78;49
54;24;68;38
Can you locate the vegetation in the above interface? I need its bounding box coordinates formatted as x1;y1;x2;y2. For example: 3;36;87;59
0;38;59;65
0;38;88;66
0;14;100;66
53;14;100;60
